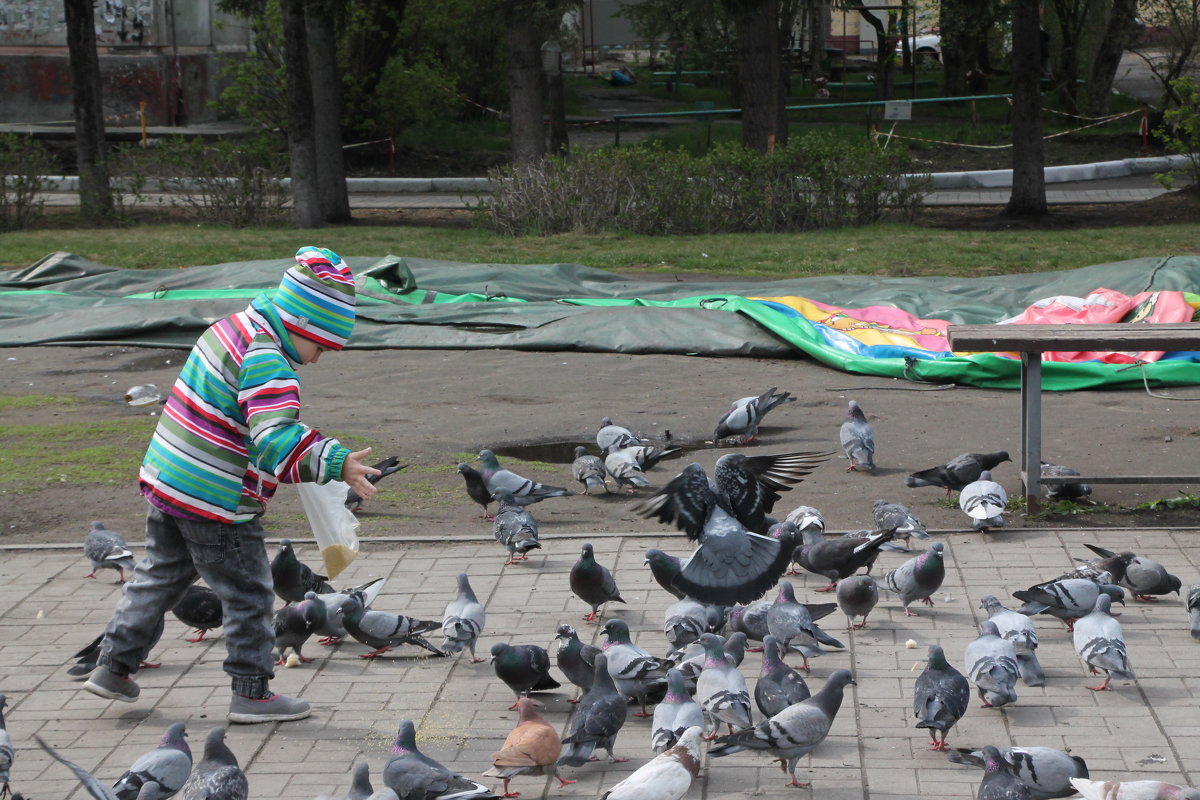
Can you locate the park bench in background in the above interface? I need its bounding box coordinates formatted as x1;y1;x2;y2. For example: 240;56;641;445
947;323;1200;512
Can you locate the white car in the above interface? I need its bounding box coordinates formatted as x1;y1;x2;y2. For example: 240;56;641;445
896;33;941;64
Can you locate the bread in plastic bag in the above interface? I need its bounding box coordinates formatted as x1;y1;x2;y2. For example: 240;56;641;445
296;480;360;579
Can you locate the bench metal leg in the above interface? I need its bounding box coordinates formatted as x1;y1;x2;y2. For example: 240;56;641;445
1020;351;1042;513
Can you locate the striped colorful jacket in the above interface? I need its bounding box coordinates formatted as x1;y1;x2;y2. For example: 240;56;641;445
140;293;350;523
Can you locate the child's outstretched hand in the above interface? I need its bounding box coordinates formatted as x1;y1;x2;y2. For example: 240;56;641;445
343;447;383;500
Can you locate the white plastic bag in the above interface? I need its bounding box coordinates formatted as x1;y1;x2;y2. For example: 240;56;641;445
296;480;360;579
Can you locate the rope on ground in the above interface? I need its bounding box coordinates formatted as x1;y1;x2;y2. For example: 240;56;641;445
342;137;392;149
1118;361;1200;400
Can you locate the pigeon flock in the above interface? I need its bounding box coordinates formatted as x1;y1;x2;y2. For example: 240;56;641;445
2;393;1197;800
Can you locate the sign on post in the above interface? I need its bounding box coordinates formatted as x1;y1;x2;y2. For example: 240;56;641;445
883;101;913;120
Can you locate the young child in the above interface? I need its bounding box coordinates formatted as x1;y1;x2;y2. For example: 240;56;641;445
84;246;381;723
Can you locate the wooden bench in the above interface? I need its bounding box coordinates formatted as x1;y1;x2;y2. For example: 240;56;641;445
947;323;1200;511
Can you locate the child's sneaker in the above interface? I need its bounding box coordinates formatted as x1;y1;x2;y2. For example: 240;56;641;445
227;692;311;723
83;668;140;702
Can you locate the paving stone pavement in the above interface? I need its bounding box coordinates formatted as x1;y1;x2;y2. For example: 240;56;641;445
1;525;1197;799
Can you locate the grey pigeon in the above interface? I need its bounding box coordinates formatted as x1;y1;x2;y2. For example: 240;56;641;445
489;642;560;708
754;635;811;718
84;521;135;583
644;548;687;600
554;623;599;700
557;652;629;766
617;444;680;471
0;695;12;800
1069;778;1200;800
440;573;486;663
633;455;829;605
112;721;192;800
1082;542;1182;602
836;575;880;630
726;600;771;648
314;578;385;644
838;528;910;562
1040;461;1093;502
1073;594;1135;691
317;761;375;800
765;580;844;671
271;539;334;604
663;598;711;658
693;632;753;735
794;529;898;592
482;697;573;797
1013;577;1125;631
597;417;640;453
171;584;223;643
570;543;625;622
975;745;1033;800
67;626;164;679
35;733;121;800
651;668;705;753
491;490;541;566
980;595;1044;686
180;727;248;800
839;400;875;471
872;499;931;546
905;450;1012;495
960;471;1008;531
674;632;746;692
341;596;443;659
913;644;970;751
1188;582;1200;641
604;448;650;494
273;592;322;665
949;746;1089;800
344;456;407;512
601;619;669;717
476;449;570;506
709;669;855;789
457;462;494;519
599;726;702;800
712;386;795;444
882;541;946;616
571;446;607;494
382;720;497;800
784;505;826;573
964;620;1019;708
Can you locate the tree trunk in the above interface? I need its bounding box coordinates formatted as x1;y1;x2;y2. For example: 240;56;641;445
940;0;969;96
63;0;113;224
547;69;569;154
280;0;323;228
1086;0;1140;115
508;17;545;163
306;1;351;223
734;0;784;153
1006;0;1047;217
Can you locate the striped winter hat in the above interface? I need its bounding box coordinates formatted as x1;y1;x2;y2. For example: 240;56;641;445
273;246;357;350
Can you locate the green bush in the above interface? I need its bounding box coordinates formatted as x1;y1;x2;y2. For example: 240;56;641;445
0;134;58;231
1155;77;1200;191
373;57;462;133
479;136;928;236
147;135;289;227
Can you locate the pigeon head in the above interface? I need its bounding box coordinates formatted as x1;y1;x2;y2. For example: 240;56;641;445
925;644;951;670
477;449;500;468
664;667;689;701
514;696;545;723
489;642;510;661
456;463;472;474
981;745;1006;773
766;520;798;543
349;762;372;796
580;543;595;560
979;620;1001;637
574;446;589;458
162;721;189;754
554;624;579;641
89;521;106;531
761;635;783;665
494;489;518;509
644;549;677;570
1093;594;1115;614
601;618;632;645
599;416;614;428
979;470;993;481
822;669;857;692
774;580;797;603
979;595;1001;613
847;400;867;421
1099;584;1126;605
201;726;237;766
391;720;418;755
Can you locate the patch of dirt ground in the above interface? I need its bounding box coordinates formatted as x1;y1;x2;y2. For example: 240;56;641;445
2;345;1197;549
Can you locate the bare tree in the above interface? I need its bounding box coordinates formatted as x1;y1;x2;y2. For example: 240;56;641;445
306;0;351;222
280;0;323;227
727;0;787;152
507;12;546;163
1007;0;1048;216
1131;0;1200;108
63;0;113;223
1047;0;1099;115
1087;0;1142;115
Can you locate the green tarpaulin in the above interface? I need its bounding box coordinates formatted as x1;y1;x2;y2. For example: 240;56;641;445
2;252;1198;390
